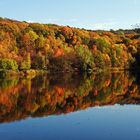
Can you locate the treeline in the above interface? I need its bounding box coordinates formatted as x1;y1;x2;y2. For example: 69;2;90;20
0;17;140;73
0;72;139;123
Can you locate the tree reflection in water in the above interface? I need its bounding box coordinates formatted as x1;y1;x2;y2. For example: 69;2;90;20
0;72;139;123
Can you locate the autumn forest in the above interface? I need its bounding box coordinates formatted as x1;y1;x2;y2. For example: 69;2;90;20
1;17;140;76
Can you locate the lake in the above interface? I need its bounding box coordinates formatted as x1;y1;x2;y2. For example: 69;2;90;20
0;72;140;140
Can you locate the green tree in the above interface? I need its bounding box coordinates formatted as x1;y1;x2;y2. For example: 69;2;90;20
35;35;44;52
95;38;111;53
20;53;31;70
93;51;106;68
0;58;18;70
75;45;95;72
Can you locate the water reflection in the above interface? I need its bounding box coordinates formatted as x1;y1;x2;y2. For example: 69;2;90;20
0;72;139;123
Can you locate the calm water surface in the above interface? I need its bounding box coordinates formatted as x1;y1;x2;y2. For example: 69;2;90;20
0;72;140;140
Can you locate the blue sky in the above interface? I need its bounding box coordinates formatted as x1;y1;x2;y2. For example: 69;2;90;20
0;0;140;30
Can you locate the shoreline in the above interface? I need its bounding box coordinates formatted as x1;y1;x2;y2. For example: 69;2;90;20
0;68;131;79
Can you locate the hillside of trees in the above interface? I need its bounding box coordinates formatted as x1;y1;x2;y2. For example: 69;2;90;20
0;17;140;74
